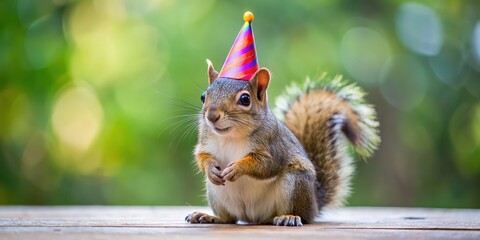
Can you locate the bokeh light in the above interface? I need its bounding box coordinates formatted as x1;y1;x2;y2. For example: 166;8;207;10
52;84;103;152
340;27;391;86
379;55;427;111
67;1;167;87
428;43;465;86
396;2;443;56
473;21;480;65
449;103;480;177
25;14;64;69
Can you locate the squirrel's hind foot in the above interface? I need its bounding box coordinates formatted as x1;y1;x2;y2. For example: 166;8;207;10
185;212;223;224
273;215;303;226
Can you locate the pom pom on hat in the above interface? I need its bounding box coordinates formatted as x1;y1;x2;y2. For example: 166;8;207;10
243;11;254;22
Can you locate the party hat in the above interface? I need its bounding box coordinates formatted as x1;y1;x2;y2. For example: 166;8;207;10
218;11;258;81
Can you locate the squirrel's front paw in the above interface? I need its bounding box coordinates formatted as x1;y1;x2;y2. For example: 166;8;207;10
221;162;243;182
207;163;224;186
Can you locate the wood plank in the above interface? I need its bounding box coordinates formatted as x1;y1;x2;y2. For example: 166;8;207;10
0;206;479;240
1;228;479;240
1;206;478;229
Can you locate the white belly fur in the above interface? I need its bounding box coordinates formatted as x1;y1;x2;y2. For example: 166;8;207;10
205;136;292;223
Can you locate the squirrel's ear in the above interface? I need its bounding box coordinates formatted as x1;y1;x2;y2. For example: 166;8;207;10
250;68;271;102
206;59;218;85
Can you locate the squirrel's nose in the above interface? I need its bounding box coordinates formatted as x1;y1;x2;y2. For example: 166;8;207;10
206;109;221;123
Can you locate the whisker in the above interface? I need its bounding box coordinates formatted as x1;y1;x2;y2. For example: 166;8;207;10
179;122;198;145
228;117;256;130
159;113;199;123
168;118;198;135
191;79;206;91
170;103;202;112
158;117;198;139
152;89;202;110
156;113;198;128
170;120;198;152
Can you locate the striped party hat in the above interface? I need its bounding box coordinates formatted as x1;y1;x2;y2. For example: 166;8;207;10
218;12;258;81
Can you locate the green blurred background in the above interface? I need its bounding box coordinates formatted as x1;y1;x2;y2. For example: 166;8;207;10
1;0;479;208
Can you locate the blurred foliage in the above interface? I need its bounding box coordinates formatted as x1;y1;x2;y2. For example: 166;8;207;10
0;0;479;208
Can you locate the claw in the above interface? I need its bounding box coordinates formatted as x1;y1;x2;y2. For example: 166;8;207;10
185;212;222;224
273;215;303;227
208;165;225;185
221;162;241;182
288;217;295;226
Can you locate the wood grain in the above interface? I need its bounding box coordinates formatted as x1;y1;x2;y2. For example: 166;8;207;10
0;206;479;240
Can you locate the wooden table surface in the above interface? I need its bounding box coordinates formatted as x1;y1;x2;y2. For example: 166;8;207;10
0;206;479;239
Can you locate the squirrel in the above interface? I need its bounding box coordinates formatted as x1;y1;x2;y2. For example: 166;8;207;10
185;60;380;226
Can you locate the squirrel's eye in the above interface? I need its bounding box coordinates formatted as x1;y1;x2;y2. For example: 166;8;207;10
238;93;251;107
201;91;206;103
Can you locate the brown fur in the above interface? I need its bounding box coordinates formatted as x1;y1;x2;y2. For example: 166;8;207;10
287;159;312;172
283;89;361;208
197;152;214;173
222;154;256;181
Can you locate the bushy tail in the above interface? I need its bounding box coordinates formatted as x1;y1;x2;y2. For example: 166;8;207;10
274;73;380;209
